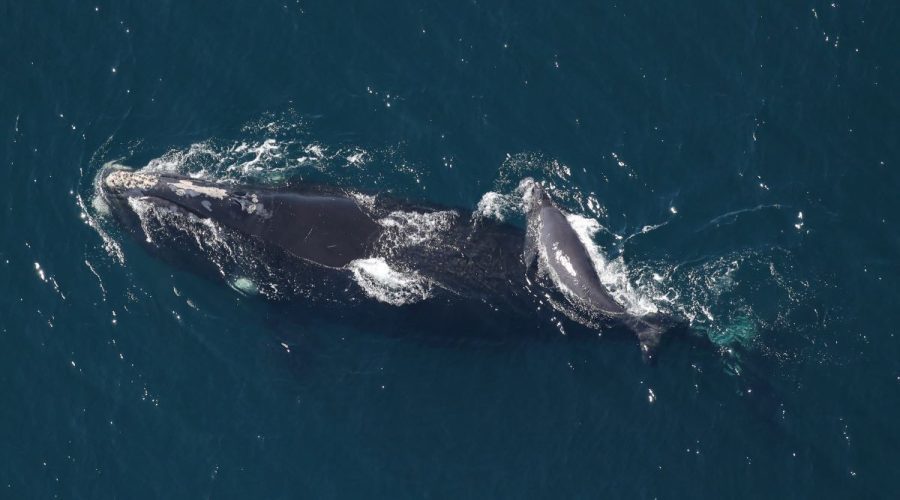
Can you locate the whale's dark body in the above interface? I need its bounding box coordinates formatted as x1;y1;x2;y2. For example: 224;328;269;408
100;167;674;357
103;168;382;267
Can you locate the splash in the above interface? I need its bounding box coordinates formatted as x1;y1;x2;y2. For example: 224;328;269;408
347;258;432;305
492;152;606;220
119;111;427;193
77;161;126;264
565;213;660;317
377;210;458;249
474;191;519;221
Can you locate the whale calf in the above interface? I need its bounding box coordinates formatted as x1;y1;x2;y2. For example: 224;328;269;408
99;167;675;359
521;178;672;361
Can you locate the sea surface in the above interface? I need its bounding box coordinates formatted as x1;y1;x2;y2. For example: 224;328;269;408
3;1;900;497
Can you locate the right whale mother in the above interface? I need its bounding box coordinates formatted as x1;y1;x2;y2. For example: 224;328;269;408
520;178;675;362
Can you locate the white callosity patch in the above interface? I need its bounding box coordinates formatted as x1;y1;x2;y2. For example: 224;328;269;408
347;258;432;305
167;179;229;200
105;170;158;191
230;192;270;217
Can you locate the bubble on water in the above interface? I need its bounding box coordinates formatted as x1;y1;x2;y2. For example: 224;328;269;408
230;277;258;296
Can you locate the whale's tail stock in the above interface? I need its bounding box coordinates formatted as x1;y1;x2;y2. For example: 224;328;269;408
623;313;680;364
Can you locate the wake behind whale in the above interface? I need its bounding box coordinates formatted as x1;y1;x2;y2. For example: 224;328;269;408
98;165;678;359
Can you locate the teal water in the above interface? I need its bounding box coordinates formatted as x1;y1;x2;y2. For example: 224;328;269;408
3;1;900;497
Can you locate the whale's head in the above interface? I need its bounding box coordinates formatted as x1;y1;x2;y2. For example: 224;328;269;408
97;165;255;259
97;166;162;224
100;167;161;201
98;165;275;243
99;166;238;218
518;177;554;217
98;165;225;232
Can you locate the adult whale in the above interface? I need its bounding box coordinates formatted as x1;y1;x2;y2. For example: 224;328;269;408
99;166;535;314
99;167;675;358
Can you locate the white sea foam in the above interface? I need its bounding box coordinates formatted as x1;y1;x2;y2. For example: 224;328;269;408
231;138;281;173
345;149;367;166
377;210;457;248
348;191;378;213
475;191;517;221
565;213;659;316
516;177;538;210
90;192;111;217
79;169;125;263
145;142;218;174
347;258;432;305
105;110;428;196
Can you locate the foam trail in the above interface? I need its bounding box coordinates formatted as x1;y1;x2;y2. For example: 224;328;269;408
76;189;125;264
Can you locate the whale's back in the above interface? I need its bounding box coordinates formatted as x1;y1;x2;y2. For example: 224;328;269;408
537;206;625;317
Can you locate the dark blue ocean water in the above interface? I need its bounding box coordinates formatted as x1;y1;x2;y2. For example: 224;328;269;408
3;1;900;497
